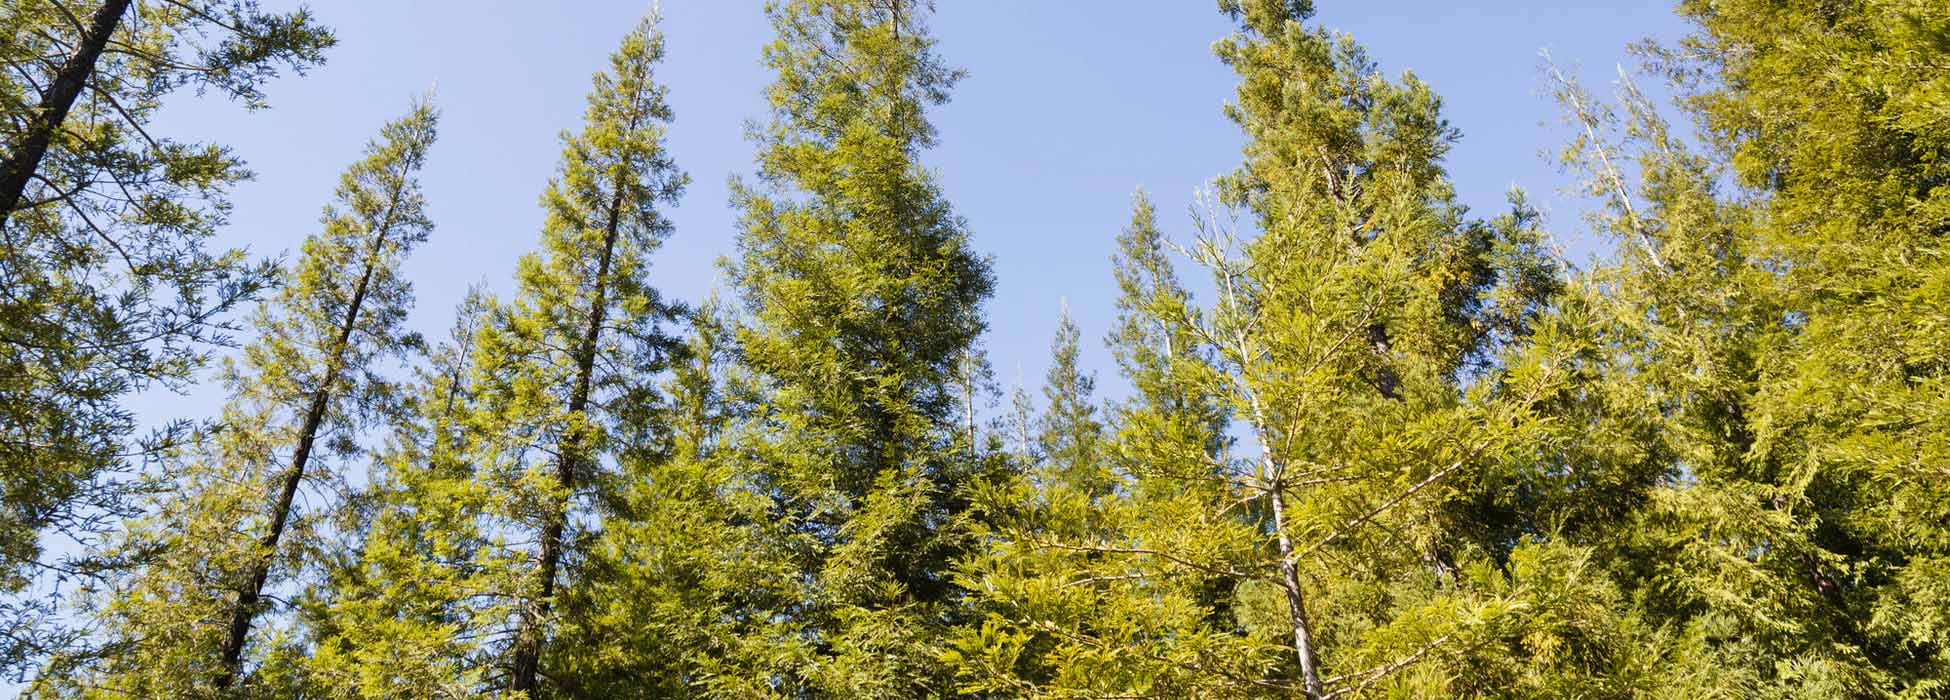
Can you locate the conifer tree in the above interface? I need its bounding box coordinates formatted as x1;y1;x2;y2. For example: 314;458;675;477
1035;308;1110;498
547;293;779;698
449;14;686;695
956;2;1608;695
949;194;1258;698
1709;3;1950;689
0;1;332;670
8;1;1939;697
719;0;994;694
296;289;516;699
1102;193;1233;462
0;0;333;227
1201;4;1590;692
43;98;438;697
1542;0;1950;694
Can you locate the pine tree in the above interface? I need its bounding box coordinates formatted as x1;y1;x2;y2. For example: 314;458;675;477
955;2;1608;695
43;97;438;697
295;289;515;699
949;194;1257;698
1542;0;1950;694
444;14;686;695
0;1;332;671
717;0;994;694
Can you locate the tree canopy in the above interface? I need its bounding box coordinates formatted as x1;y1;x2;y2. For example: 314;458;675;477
6;1;1948;698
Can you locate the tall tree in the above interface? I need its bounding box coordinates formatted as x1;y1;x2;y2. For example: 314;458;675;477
1203;2;1612;692
0;0;332;671
955;2;1611;695
455;14;686;694
547;293;778;698
1545;0;1950;694
295;289;517;699
948;194;1259;699
43;98;438;697
0;0;332;227
1670;3;1950;693
719;0;994;694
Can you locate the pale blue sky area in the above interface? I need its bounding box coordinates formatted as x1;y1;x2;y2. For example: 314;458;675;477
141;0;1689;420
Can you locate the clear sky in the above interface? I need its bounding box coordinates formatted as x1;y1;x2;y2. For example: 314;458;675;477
139;0;1691;420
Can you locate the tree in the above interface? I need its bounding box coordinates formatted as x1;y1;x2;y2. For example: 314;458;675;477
546;293;780;698
948;193;1262;699
1035;307;1110;499
42;97;438;697
294;289;515;700
955;1;1608;695
1203;3;1588;692
453;14;686;694
1663;2;1950;692
1543;0;1950;694
0;0;332;672
0;0;333;227
716;0;995;694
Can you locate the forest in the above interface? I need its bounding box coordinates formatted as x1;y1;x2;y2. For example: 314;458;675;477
2;0;1948;697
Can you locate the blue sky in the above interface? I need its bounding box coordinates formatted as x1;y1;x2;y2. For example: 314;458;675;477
142;0;1690;419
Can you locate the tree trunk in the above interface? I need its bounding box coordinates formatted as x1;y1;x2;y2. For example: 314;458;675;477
1366;322;1399;400
1247;393;1326;699
1270;481;1326;699
0;0;131;231
213;183;405;690
507;184;627;694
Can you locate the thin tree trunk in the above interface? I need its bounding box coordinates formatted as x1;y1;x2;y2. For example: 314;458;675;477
0;0;131;231
213;182;406;690
1247;393;1326;699
966;360;977;459
507;183;627;694
1270;486;1326;699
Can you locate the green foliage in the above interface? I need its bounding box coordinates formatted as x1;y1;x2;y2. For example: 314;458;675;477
708;0;996;695
551;294;742;698
0;0;332;673
951;3;1608;698
35;97;437;698
307;14;688;698
1539;0;1950;696
297;290;516;700
6;1;1947;697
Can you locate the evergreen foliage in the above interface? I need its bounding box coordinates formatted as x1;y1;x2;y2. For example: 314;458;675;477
0;0;332;673
711;0;996;695
3;1;1945;698
39;97;437;697
377;14;688;696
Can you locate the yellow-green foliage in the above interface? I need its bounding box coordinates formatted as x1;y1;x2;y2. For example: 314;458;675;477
15;1;1950;698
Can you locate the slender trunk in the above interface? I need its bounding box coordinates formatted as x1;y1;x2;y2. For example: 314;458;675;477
965;362;977;460
1246;392;1325;699
1270;481;1325;699
0;0;131;231
214;183;405;690
507;183;626;694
